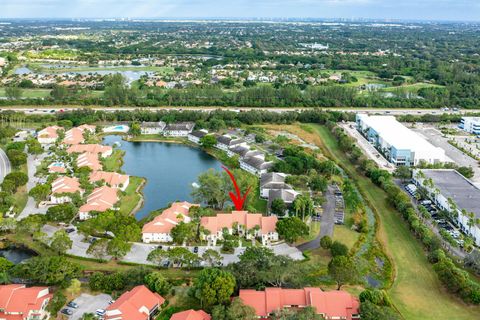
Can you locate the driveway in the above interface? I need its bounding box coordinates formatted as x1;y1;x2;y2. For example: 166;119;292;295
67;293;112;320
0;148;11;184
17;153;48;220
42;225;93;258
296;185;335;252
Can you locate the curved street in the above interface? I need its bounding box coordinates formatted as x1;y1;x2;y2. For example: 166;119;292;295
0;147;11;184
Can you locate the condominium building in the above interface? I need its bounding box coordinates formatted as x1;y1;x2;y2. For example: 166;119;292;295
0;284;52;320
459;117;480;135
356;114;449;166
239;287;360;320
105;285;165;320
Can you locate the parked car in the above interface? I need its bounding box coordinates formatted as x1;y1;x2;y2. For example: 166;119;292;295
96;309;106;316
193;246;199;253
66;228;75;234
67;301;78;308
61;309;73;315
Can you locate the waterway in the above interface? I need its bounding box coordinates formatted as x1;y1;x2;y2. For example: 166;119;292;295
102;135;223;220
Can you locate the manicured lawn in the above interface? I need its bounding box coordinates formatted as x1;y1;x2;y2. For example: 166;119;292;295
102;149;125;172
310;124;480;320
295;221;321;245
118;176;144;215
0;88;51;98
333;225;360;250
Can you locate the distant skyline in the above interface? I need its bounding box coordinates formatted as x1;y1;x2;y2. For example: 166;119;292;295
1;0;480;22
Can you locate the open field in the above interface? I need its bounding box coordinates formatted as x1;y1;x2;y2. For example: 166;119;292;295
102;149;125;172
333;225;360;250
118;176;144;215
310;124;480;320
0;88;52;98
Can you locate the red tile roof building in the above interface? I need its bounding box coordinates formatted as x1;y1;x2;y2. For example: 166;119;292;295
79;186;119;220
67;144;113;158
37;126;62;144
51;176;83;204
105;285;165;320
89;171;130;191
0;284;52;320
239;288;360;320
170;309;211;320
200;211;278;246
142;202;198;243
63;127;85;145
77;152;102;171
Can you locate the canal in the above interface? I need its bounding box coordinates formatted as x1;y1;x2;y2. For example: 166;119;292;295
102;135;223;219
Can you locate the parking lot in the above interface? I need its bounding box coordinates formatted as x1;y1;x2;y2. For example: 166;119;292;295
66;293;112;320
402;182;466;259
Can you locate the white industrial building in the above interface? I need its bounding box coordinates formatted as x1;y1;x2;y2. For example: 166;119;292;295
412;169;480;246
459;117;480;135
356;114;450;166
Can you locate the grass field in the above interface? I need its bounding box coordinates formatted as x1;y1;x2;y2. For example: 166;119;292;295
11;163;29;214
333;225;360;250
309;124;480;320
118;176;144;215
102;149;125;172
0;88;51;98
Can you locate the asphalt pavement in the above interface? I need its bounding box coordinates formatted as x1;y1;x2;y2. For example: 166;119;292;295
0;147;11;184
296;185;335;252
68;293;112;320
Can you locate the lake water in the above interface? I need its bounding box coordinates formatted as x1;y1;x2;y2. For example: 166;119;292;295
102;135;223;220
0;247;36;264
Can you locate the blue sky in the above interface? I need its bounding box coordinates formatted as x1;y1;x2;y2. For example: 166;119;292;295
1;0;480;21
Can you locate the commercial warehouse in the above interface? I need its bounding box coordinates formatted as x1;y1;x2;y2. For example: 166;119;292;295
412;169;480;246
356;114;449;166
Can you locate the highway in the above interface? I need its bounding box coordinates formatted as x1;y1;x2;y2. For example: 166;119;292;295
1;106;480;116
0;147;11;184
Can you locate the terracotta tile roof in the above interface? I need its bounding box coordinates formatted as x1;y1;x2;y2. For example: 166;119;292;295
38;126;61;139
200;211;277;234
239;288;360;319
142;202;198;234
170;309;211;320
79;186;118;213
0;284;51;319
77;124;96;132
77;152;102;171
63;127;85;145
48;164;66;173
90;171;129;187
67;144;112;155
105;285;165;320
51;176;81;194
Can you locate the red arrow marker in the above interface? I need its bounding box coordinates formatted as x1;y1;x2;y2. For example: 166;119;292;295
222;166;251;210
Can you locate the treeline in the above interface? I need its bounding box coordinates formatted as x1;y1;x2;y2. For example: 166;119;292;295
329;124;480;305
3;83;479;108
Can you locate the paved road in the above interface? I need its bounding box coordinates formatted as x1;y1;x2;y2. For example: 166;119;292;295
296;185;336;252
17;153;48;220
0;148;11;184
0;106;477;116
42;225;304;266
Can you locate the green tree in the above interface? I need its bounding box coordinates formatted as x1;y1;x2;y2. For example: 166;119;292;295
50;230;73;254
86;238;109;260
192;169;229;209
5;86;22;100
202;249;223;266
200;135;217;149
328;256;358;290
6;149;27;168
29;184;51;203
46;203;77;222
457;166;474;179
192;268;236;310
320;235;333;249
330;241;349;257
51;85;69;100
275;217;309;243
394;166;412;182
12;256;80;286
129;122;141;136
147;248;168;267
107;237;131;260
270;198;287;216
47;291;67;315
144;272;172;296
171;222;196;245
360;301;400;320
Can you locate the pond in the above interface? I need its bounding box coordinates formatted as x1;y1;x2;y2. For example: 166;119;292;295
0;247;36;264
102;135;223;220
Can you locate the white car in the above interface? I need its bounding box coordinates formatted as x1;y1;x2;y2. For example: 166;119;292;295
96;309;106;316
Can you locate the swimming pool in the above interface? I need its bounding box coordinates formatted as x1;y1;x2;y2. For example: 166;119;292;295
103;125;130;133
